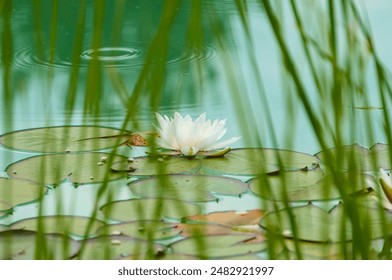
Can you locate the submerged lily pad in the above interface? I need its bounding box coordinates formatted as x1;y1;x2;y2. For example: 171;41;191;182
170;234;266;259
111;156;200;176
6;152;127;184
0;125;130;153
128;175;248;202
96;220;181;240
76;235;165;260
0;178;46;210
260;202;392;242
0;230;80;259
10;216;106;236
249;169;376;201
200;148;319;175
316;143;391;171
100;198;201;222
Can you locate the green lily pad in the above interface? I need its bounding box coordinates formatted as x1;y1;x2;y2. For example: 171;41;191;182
0;224;9;231
6;152;127;184
128;175;248;202
200;148;319;175
260;203;348;242
170;234;266;259
10;216;106;237
278;239;355;260
75;235;166;260
0;230;80;259
0;125;130;153
96;220;181;240
260;202;392;242
249;169;376;201
0;178;46;210
100;198;201;222
316;143;391;171
111;156;200;176
0;200;14;212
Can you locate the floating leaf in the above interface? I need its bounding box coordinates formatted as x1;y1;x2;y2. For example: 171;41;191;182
111;156;200;176
0;224;9;231
0;125;132;153
260;202;392;242
6;152;127;184
0;200;14;212
200;148;319;175
129;175;248;202
249;169;376;201
75;235;165;260
316;143;391;171
100;198;201;222
10;216;106;236
170;234;266;259
177;223;240;237
0;178;46;210
96;220;181;240
260;203;348;242
0;230;80;259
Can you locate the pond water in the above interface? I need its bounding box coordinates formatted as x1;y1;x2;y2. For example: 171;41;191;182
1;0;392;259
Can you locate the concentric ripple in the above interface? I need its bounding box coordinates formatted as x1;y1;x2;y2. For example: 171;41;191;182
10;41;220;71
80;47;141;62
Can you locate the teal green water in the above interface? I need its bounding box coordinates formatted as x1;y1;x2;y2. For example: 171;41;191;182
1;0;392;231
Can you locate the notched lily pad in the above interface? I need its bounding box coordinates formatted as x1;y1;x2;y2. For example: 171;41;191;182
10;216;106;236
170;234;266;259
96;220;181;240
6;152;127;184
200;148;320;175
316;143;391;171
128;174;248;202
100;198;201;222
0;125;132;153
0;178;47;210
0;230;80;259
75;235;165;260
249;169;376;201
111;156;200;176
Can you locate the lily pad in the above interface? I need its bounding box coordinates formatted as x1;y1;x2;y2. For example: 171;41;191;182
200;148;319;175
128;174;248;202
75;235;165;260
315;143;391;171
0;178;46;210
176;223;247;237
96;220;181;240
0;125;130;153
170;234;266;259
0;201;14;213
100;198;201;222
0;224;9;231
111;156;200;176
278;239;355;260
10;216;106;237
260;202;392;242
249;169;376;201
6;152;127;184
0;230;80;259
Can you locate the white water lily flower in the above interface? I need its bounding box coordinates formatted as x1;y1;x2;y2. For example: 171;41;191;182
155;112;240;156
